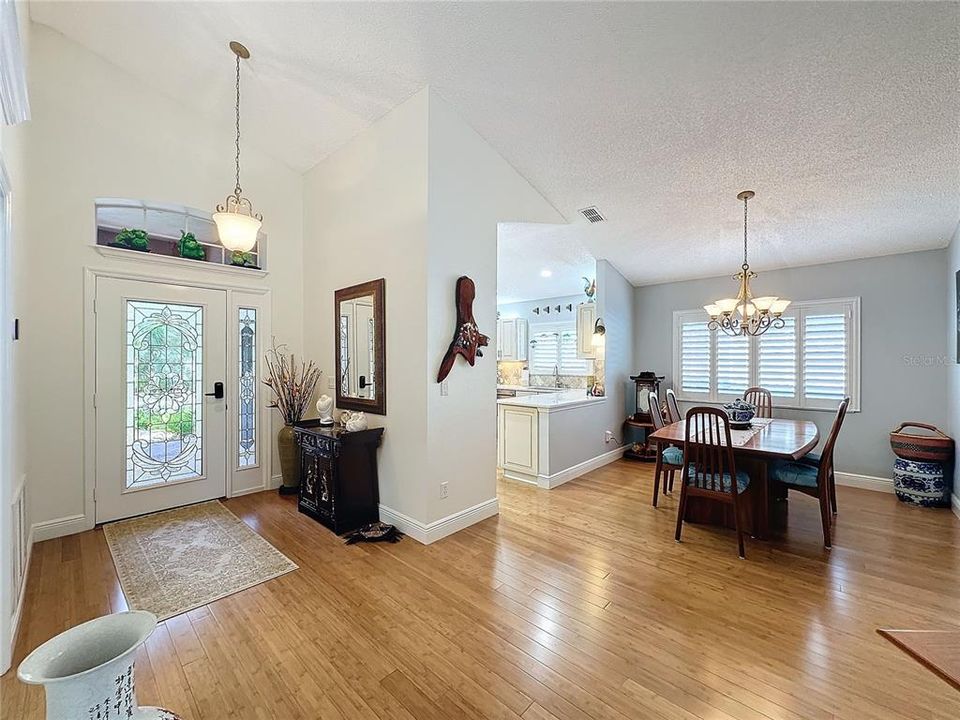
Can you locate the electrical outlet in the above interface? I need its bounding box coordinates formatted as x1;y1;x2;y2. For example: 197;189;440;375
440;380;449;397
604;430;614;444
440;481;449;499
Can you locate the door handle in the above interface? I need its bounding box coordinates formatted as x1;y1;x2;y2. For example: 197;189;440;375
204;381;224;399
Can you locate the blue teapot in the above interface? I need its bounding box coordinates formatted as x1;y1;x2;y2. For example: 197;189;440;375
723;398;756;424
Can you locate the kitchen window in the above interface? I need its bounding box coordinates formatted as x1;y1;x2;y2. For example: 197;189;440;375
672;297;860;411
529;323;592;376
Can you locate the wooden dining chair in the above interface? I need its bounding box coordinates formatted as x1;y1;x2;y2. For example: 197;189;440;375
743;386;773;418
649;393;683;507
769;397;850;548
675;406;752;558
665;388;682;424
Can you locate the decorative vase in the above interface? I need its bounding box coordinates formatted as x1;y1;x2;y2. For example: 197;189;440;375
277;423;298;494
17;610;181;720
722;398;756;425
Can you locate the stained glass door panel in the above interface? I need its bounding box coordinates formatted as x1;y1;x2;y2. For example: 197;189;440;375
96;278;227;523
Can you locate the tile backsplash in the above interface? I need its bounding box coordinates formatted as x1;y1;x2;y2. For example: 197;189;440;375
497;361;590;389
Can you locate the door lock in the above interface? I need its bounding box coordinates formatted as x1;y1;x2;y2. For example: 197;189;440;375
204;381;224;399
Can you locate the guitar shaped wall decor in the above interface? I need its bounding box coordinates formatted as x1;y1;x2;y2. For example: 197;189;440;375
437;276;490;383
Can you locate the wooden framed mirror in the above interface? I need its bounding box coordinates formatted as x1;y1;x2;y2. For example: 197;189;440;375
335;278;386;415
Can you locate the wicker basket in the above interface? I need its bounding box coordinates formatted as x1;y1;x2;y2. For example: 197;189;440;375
889;422;954;463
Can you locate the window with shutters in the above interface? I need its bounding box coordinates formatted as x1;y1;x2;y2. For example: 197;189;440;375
672;298;859;411
529;323;593;376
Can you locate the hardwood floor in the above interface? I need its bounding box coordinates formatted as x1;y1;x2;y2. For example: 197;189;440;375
3;460;960;718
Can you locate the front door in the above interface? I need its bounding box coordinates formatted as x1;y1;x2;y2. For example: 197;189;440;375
95;278;227;523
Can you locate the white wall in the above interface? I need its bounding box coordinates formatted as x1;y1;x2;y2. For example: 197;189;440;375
21;25;304;536
302;89;431;523
0;0;31;677
945;222;960;505
424;91;563;525
634;249;949;479
303;88;563;538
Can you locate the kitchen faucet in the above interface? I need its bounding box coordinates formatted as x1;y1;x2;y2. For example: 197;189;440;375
553;364;561;388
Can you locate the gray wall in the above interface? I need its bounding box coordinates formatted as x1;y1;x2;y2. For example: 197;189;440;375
634;249;948;479
946;224;960;498
598;259;638;438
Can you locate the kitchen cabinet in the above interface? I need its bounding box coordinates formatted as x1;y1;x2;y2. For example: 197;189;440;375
498;405;539;477
576;303;597;358
497;318;529;361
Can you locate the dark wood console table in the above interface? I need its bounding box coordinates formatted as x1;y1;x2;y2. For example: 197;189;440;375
292;421;384;535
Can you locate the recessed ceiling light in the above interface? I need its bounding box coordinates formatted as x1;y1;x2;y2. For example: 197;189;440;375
540;269;552;277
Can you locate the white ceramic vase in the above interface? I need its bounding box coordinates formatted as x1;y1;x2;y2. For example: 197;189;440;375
18;610;181;720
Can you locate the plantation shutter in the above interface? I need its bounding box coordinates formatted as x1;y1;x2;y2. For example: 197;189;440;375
559;329;592;375
529;331;559;374
803;311;848;402
716;331;749;396
758;316;797;398
680;321;711;395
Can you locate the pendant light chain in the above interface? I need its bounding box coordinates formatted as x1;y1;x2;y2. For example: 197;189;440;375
234;51;242;198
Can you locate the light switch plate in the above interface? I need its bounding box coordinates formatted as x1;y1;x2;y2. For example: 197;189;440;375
440;380;449;397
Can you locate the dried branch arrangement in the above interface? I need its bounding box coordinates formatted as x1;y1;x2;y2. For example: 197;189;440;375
263;340;322;424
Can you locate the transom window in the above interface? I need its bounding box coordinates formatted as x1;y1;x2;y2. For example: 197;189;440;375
529;322;592;376
673;298;860;411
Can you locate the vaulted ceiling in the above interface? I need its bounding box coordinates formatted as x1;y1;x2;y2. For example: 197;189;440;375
31;2;960;287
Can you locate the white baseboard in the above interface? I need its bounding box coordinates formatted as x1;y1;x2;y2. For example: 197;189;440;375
834;472;894;494
539;445;627;489
231;484;269;498
952;493;960;521
269;474;283;490
379;497;499;545
31;513;90;542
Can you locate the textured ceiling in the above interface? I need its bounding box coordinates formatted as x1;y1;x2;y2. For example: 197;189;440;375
497;223;595;304
30;2;960;286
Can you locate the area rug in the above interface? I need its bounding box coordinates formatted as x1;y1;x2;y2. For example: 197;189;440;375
878;629;960;691
102;500;297;621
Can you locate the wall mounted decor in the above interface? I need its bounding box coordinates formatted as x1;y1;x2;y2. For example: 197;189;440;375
582;276;597;302
438;276;489;382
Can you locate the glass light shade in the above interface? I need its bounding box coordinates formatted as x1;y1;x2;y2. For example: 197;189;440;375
770;299;791;314
739;302;756;319
715;298;740;314
213;211;261;252
703;304;721;318
753;296;778;312
591;332;605;347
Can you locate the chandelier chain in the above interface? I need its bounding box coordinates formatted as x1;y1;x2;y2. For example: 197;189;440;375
234;51;242;198
742;193;749;269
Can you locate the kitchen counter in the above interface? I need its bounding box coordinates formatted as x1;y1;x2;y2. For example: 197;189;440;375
496;384;564;393
497;389;606;411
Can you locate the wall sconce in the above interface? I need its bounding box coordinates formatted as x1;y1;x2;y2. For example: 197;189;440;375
592;317;606;346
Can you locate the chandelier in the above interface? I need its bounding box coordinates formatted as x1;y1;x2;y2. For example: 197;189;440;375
703;191;790;337
212;41;262;253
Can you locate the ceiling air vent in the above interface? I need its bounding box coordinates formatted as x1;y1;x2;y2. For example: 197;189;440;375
579;206;605;223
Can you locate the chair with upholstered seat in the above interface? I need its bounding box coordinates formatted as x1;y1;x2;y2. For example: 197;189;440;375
665;388;682;424
768;397;850;549
650;393;683;507
675;406;751;558
743;386;773;419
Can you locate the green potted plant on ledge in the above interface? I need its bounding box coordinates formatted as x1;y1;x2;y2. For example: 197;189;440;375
230;250;260;269
110;227;150;252
176;230;206;261
263;342;322;494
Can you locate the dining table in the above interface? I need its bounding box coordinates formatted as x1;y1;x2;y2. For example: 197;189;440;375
648;417;820;538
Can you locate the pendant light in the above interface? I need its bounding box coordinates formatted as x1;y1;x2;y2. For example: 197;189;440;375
213;41;262;253
703;191;790;337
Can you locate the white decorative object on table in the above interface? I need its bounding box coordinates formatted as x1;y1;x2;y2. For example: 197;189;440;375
316;394;335;426
17;610;180;720
340;410;368;431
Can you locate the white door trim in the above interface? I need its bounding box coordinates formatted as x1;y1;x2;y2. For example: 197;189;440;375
82;267;273;533
0;152;15;674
